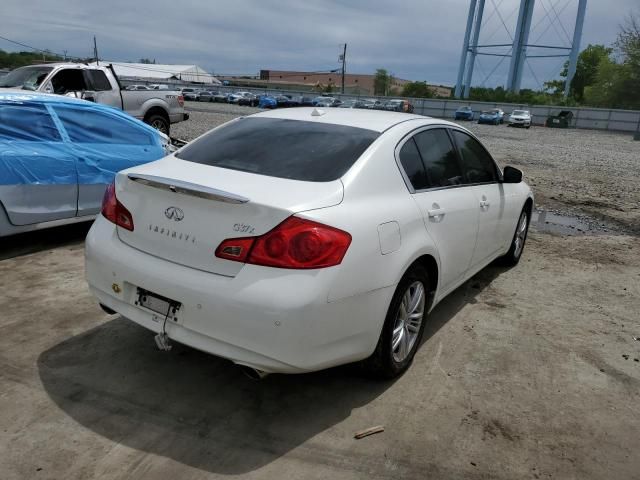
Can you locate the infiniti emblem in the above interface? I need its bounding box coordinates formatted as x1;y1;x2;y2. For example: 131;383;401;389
164;206;184;221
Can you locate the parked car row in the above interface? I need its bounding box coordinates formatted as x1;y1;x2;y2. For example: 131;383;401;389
175;86;417;113
455;106;532;128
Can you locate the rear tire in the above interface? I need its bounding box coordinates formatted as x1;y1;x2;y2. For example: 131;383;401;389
145;114;170;135
499;208;530;266
363;265;429;379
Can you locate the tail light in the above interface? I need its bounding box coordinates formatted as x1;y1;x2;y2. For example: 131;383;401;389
177;95;184;107
101;182;134;231
215;217;351;269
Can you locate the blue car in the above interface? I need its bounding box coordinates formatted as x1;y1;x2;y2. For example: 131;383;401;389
477;109;504;125
0;91;170;237
454;106;475;121
258;94;278;109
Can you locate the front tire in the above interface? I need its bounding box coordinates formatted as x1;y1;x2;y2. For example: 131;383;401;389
363;265;429;378
499;208;530;266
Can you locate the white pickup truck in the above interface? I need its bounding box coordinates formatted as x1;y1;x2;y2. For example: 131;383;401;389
0;63;189;134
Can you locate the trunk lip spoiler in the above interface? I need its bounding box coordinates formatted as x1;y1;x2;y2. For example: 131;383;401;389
127;173;249;204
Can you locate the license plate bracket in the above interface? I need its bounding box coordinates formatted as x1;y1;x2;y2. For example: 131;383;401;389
135;287;181;320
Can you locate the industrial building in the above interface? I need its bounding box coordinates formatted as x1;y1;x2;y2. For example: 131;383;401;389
90;62;221;85
220;70;451;97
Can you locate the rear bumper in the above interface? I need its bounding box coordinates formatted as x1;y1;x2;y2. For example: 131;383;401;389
85;217;392;373
169;112;189;124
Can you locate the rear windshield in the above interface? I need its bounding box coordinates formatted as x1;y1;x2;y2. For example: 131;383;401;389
175;117;379;182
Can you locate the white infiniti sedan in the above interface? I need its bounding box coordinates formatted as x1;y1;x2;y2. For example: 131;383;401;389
85;108;533;378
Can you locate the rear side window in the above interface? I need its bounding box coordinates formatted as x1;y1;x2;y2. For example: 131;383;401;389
398;138;428;190
451;130;497;184
176;117;379;182
88;70;112;91
53;105;155;145
414;129;464;187
0;103;61;141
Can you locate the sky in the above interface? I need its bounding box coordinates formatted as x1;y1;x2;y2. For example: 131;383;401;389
1;0;637;89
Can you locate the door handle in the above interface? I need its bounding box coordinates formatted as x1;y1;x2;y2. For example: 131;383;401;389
480;200;490;208
427;208;446;218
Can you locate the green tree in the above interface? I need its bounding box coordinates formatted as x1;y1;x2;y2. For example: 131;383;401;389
373;68;390;96
0;49;63;69
567;44;613;101
583;57;629;107
544;44;611;101
401;81;433;98
584;11;640;109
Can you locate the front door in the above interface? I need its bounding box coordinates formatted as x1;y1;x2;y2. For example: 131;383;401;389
0;102;78;225
397;128;479;294
450;130;507;268
51;104;163;216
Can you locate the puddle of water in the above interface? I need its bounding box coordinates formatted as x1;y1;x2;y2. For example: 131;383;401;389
532;210;611;236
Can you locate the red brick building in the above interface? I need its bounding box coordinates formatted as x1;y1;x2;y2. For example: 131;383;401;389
257;69;451;97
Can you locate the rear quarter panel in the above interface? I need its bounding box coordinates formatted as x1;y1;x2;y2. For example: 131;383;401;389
301;119;442;304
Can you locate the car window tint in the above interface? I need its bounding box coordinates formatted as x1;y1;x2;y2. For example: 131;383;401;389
88;70;112;91
0;103;61;141
176;117;379;182
398;138;428;190
53;105;154;145
451;130;497;184
414;129;464;187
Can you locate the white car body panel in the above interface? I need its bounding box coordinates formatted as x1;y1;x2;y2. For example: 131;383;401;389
85;108;533;373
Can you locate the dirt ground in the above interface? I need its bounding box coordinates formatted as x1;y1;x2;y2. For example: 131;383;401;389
1;122;640;479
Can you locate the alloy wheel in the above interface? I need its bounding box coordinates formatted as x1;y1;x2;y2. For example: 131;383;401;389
513;212;528;258
150;119;168;134
392;281;425;363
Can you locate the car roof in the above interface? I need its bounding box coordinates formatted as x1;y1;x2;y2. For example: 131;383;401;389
253;107;451;132
0;89;164;137
0;89;102;106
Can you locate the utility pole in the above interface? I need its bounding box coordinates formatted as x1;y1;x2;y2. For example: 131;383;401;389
93;35;99;66
340;43;347;94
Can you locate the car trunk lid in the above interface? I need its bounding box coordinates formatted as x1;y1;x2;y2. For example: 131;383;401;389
114;157;344;277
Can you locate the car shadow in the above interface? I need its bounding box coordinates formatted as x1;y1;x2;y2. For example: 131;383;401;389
37;263;507;475
0;221;92;260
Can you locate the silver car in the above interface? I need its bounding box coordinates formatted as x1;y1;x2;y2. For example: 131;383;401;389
0;91;170;237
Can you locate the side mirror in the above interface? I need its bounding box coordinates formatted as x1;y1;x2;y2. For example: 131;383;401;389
503;166;523;183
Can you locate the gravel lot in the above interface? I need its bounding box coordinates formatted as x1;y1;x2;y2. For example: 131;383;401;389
1;104;639;480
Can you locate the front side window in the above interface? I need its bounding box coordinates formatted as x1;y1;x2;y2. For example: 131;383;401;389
0;103;61;141
175;117;379;182
451;130;497;184
414;129;464;187
53;105;155;145
50;69;88;94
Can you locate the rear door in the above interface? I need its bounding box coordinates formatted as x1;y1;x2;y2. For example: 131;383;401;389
51;104;164;216
0;102;78;225
86;69;122;109
397;127;479;294
450;129;508;268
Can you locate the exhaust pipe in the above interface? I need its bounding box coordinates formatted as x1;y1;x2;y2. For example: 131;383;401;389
238;365;270;380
